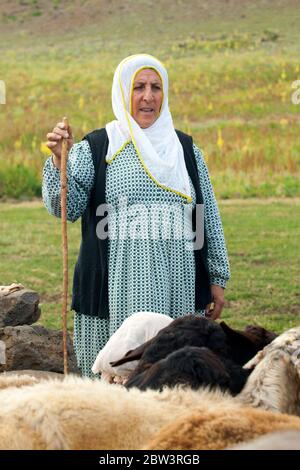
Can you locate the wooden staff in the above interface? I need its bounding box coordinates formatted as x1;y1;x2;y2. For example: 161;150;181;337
61;116;69;375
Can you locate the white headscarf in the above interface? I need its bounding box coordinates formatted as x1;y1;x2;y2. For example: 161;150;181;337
105;54;192;201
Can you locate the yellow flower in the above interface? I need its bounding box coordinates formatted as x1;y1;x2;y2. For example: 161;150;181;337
208;102;213;111
217;129;224;150
280;91;287;103
279;118;288;127
78;96;85;110
31;137;37;151
242;139;250;153
40;142;52;155
281;70;286;80
14;139;22;150
81;122;88;134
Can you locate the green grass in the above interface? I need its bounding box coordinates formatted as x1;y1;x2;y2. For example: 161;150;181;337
0;0;300;199
0;2;299;334
0;200;299;333
0;201;79;330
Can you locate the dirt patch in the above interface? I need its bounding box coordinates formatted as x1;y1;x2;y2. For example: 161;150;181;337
1;0;298;39
0;200;43;210
258;305;300;317
220;198;300;205
40;293;62;303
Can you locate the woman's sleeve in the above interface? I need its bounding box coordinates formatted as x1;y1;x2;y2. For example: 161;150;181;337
42;140;95;223
193;144;231;288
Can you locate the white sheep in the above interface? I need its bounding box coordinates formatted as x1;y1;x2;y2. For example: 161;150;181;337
0;373;39;390
0;375;246;450
238;326;300;415
91;311;173;383
1;374;300;450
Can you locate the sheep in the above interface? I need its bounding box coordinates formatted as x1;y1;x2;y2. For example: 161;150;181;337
0;373;39;390
0;371;65;390
125;346;251;395
1;372;300;451
143;407;300;450
219;322;277;365
111;316;232;373
0;376;238;450
237;326;300;415
91;311;173;383
111;315;275;392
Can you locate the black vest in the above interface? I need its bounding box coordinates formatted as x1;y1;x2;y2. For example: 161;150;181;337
71;128;211;318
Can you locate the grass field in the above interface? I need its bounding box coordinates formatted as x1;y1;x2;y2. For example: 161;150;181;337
0;0;300;199
0;2;299;334
1;199;299;333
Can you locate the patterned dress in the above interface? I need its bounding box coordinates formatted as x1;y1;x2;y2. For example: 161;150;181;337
42;139;230;377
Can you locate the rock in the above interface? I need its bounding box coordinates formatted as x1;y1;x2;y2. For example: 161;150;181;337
0;286;41;327
0;325;80;374
0;284;24;296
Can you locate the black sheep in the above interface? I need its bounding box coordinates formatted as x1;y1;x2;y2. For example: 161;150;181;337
110;315;276;393
111;315;230;374
125;346;251;395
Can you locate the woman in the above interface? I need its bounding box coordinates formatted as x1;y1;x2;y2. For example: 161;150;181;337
42;54;230;378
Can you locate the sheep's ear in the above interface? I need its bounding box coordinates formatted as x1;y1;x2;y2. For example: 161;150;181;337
244;325;277;344
220;321;237;336
220;322;259;365
220;322;253;345
125;364;155;389
110;340;151;367
221;322;277;347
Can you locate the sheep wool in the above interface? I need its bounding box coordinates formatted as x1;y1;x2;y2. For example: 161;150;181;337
91;311;173;381
1;374;300;450
144;407;300;450
0;375;241;450
238;326;300;415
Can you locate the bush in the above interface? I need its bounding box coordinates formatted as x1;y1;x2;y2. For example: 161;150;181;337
0;164;41;199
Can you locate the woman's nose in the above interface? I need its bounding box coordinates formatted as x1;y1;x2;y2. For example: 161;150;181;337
143;85;153;101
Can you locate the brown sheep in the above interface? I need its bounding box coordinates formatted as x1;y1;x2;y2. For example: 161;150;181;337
143;407;300;450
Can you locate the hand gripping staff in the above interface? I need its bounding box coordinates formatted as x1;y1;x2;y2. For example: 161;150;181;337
60;116;69;375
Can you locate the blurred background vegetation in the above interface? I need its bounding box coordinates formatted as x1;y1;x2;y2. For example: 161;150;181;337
0;0;300;199
0;0;299;331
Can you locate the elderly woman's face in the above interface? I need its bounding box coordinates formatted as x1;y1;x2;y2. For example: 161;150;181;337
131;68;163;128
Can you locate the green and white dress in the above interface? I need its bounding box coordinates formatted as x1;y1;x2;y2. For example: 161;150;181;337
42;139;230;377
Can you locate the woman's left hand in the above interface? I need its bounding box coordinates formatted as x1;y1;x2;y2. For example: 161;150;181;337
205;284;225;320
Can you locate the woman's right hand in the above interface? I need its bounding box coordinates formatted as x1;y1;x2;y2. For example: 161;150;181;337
46;121;74;169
